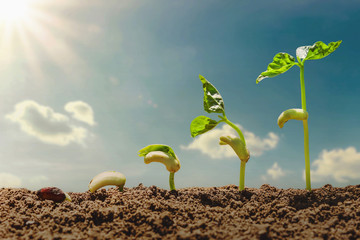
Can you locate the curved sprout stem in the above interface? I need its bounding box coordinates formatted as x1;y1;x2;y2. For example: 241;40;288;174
169;172;176;191
218;115;246;146
219;115;248;191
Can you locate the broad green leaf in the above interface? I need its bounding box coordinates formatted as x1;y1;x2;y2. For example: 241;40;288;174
138;144;176;159
256;53;296;84
199;75;225;114
296;40;342;61
190;116;218;137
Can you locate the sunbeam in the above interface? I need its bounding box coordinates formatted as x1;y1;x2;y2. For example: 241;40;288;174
0;0;89;85
0;0;30;23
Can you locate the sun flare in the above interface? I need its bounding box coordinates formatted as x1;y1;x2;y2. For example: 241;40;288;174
0;0;89;85
0;0;30;23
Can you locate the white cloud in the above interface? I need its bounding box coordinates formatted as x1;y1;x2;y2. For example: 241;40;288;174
64;101;96;126
262;162;286;181
0;172;22;188
309;146;360;183
244;131;279;156
181;124;279;159
6;100;90;146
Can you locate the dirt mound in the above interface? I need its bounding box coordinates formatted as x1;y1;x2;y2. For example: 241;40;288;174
1;184;359;239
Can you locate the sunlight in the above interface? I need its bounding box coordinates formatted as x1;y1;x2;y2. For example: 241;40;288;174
0;0;90;84
0;0;30;23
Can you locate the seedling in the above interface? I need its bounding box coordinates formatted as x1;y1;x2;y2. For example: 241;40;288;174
89;171;126;192
256;40;342;191
138;144;181;191
190;75;250;191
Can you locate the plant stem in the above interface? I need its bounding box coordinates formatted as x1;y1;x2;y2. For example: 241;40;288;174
221;116;246;145
239;161;246;191
303;120;311;191
169;172;176;191
220;116;247;191
300;64;307;111
118;185;124;192
299;63;311;191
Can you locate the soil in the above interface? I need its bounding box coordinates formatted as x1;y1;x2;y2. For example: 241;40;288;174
1;184;360;240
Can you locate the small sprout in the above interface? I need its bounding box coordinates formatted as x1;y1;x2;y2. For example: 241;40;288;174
144;151;181;172
88;171;126;193
219;135;250;162
138;144;180;191
190;75;250;191
277;108;308;128
36;187;72;203
256;40;342;191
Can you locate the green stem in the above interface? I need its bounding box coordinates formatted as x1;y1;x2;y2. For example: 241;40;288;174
219;115;247;191
239;161;246;191
303;120;311;191
299;63;311;191
221;116;246;146
118;185;124;192
169;172;176;191
299;64;307;111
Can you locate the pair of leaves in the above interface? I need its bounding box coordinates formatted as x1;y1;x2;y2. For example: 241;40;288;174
138;144;176;159
190;75;225;138
256;40;342;83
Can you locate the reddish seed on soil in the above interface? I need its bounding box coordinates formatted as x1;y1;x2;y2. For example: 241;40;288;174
36;187;66;203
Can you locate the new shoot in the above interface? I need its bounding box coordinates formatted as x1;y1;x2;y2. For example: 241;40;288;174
256;40;342;191
138;144;181;191
190;75;250;191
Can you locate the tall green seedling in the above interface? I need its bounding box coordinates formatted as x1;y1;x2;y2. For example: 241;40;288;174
256;40;342;191
190;75;250;191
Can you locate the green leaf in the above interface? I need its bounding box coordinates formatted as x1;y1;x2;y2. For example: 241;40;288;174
296;40;342;61
138;144;176;159
190;116;218;137
256;53;296;84
199;75;225;114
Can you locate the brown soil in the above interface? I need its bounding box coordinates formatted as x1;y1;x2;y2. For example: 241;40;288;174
1;184;360;239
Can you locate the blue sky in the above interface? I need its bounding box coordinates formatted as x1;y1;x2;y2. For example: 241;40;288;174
0;0;359;192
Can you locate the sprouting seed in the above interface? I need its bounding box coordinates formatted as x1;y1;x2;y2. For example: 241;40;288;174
138;144;180;191
88;171;126;192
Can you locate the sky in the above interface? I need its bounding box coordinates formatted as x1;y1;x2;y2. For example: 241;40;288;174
0;0;359;192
